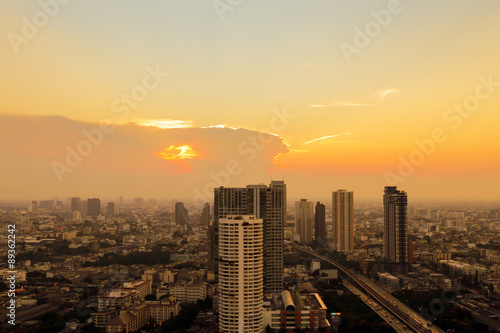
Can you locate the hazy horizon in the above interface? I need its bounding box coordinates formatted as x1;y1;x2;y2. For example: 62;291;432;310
2;1;499;203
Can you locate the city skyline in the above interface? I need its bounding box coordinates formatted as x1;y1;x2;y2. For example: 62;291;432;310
1;1;500;202
2;2;500;332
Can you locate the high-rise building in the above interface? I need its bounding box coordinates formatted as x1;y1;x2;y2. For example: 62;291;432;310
408;239;414;265
55;200;64;210
314;202;326;243
384;186;408;274
39;200;55;210
71;197;80;212
107;202;115;216
295;199;314;244
134;197;144;207
87;198;101;217
78;200;87;216
213;181;286;295
175;202;190;225
332;189;354;253
31;201;37;212
199;202;211;226
218;215;263;333
119;196;123;206
207;223;214;272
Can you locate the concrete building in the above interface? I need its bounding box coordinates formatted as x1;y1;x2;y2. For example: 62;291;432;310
98;290;136;311
122;280;152;299
214;181;286;295
378;272;400;289
100;297;179;333
87;198;101;217
219;215;263;333
295;199;314;244
314;202;326;242
134;197;144;207
170;281;207;303
175;202;190;225
199;202;211;226
263;291;329;331
332;189;354;253
107;202;115;216
70;197;80;212
438;260;489;282
384;186;409;274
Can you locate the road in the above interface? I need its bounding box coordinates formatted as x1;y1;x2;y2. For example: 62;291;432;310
343;280;412;333
291;245;445;333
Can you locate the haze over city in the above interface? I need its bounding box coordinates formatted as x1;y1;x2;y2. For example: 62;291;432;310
1;1;500;202
3;2;500;333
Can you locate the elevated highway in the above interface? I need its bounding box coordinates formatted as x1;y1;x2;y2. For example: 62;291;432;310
291;245;444;333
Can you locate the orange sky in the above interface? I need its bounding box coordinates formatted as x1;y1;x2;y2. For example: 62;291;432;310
1;1;500;202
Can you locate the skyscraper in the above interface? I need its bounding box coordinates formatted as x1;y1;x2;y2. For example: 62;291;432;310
134;197;144;207
384;186;409;274
107;202;115;216
175;202;190;225
314;202;326;243
332;189;354;253
213;181;286;295
87;198;101;217
70;197;80;212
199;202;211;226
207;223;215;272
218;215;263;333
79;200;87;216
295;199;314;244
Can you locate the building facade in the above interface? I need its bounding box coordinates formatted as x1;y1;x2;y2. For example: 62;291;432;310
383;186;408;274
332;189;354;253
87;198;101;217
295;199;314;244
199;202;211;226
314;202;326;243
263;291;329;331
213;181;286;294
175;202;190;225
107;202;115;216
218;215;263;333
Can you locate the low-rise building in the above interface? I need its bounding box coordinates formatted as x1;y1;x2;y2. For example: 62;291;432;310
170;281;206;303
98;290;136;311
263;290;330;331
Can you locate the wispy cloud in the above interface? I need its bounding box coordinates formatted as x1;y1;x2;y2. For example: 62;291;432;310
304;132;354;144
379;88;401;100
134;119;193;129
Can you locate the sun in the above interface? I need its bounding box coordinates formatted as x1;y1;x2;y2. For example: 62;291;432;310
156;145;198;161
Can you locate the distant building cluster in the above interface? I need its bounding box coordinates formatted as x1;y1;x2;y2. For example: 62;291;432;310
93;279;181;333
4;180;500;332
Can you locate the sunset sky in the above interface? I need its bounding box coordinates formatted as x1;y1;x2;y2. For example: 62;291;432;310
1;1;500;203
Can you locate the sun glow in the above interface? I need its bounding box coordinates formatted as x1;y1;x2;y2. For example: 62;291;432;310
157;145;198;160
136;119;193;129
